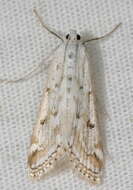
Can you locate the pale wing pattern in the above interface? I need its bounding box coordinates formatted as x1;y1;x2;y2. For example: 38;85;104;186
28;44;66;178
69;45;104;184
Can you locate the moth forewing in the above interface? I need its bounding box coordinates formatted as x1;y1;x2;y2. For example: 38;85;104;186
68;45;104;184
28;44;66;177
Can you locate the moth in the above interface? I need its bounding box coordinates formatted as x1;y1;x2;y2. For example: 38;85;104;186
27;9;121;184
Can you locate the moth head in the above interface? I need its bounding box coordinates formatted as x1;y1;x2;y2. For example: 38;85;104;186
66;30;81;41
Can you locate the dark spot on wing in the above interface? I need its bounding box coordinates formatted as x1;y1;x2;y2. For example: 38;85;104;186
76;113;80;119
40;119;45;125
87;120;95;128
68;77;72;81
46;88;50;92
68;52;73;59
89;123;95;129
55;83;58;88
53;111;58;116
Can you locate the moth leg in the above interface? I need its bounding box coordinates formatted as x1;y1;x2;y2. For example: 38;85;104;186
0;64;43;84
83;23;122;43
33;9;63;41
0;41;63;84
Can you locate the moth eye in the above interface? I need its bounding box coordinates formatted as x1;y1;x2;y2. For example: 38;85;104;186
66;34;70;39
77;34;81;40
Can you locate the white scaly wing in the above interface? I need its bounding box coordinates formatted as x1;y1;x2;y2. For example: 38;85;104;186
69;45;104;184
28;43;67;179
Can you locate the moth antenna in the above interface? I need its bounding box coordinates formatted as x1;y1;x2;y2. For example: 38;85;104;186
33;9;64;41
83;23;122;43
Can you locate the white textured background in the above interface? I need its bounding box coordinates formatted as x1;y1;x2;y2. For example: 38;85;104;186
0;0;133;190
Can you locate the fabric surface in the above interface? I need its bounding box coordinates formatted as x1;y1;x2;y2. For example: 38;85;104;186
0;0;132;189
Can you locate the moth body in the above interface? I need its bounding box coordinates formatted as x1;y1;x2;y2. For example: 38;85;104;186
28;26;104;185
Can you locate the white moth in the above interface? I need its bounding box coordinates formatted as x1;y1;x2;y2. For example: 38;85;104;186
27;9;121;185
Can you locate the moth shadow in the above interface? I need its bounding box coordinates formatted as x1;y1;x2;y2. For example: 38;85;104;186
82;31;108;151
